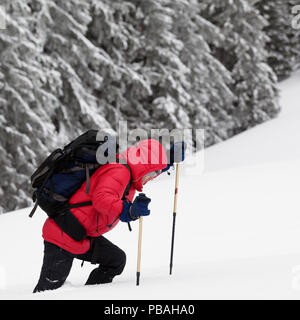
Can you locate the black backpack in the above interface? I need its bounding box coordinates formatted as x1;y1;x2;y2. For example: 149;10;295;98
29;130;132;238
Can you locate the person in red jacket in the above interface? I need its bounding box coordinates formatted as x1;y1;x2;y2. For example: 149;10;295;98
33;139;185;293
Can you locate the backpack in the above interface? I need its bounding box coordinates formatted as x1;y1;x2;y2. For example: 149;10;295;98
29;130;132;236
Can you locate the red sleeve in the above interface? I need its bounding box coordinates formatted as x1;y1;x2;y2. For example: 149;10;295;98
92;165;131;218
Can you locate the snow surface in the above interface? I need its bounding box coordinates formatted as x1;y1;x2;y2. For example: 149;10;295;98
0;72;300;300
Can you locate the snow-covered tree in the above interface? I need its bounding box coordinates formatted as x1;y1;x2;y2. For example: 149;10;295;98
0;0;113;212
168;0;235;145
201;0;280;133
256;0;300;80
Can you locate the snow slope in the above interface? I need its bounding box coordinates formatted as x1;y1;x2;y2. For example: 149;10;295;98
0;72;300;300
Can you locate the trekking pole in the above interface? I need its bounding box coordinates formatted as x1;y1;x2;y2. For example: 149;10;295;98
169;163;180;275
136;215;143;286
136;192;147;285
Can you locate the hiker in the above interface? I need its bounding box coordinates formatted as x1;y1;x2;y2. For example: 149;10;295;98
33;139;185;293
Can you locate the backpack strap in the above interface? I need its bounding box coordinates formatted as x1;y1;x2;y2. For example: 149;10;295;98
121;163;132;200
29;200;39;218
69;201;93;209
85;165;90;194
121;164;133;232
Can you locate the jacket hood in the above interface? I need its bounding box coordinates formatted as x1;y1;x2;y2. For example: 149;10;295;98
117;139;168;191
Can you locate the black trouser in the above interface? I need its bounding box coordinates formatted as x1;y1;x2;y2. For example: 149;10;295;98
33;237;126;293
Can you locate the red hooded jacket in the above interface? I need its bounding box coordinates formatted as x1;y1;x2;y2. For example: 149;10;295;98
42;139;168;254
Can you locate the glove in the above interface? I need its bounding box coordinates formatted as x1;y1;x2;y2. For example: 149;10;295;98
162;141;186;173
130;193;151;219
120;194;151;222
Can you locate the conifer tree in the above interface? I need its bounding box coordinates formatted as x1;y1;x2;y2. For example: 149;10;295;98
168;0;235;145
201;0;280;133
0;0;113;212
256;0;300;80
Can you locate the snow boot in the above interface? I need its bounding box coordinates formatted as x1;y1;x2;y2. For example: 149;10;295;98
85;268;114;285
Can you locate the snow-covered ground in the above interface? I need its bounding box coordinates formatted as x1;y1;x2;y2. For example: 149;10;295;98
0;72;300;300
